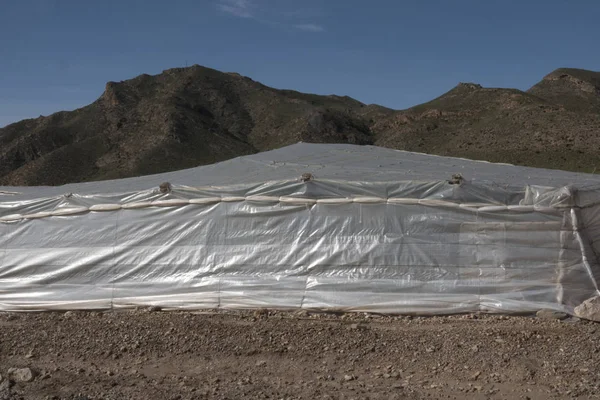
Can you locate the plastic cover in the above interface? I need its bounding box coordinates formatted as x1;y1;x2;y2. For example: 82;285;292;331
1;143;599;313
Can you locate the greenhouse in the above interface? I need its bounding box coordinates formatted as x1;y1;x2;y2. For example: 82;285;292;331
1;143;599;314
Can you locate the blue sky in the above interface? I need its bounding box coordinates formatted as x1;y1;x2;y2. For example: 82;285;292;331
1;0;599;127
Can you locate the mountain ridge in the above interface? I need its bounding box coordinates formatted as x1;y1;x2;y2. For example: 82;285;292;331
1;65;599;186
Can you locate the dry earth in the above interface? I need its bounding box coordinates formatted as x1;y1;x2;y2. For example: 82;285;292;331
1;310;599;400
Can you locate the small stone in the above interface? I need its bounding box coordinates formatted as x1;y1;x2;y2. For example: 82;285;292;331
255;360;267;367
470;371;481;381
8;367;35;382
344;374;355;381
147;306;161;312
536;309;568;320
300;172;313;182
574;296;600;322
64;311;75;318
158;182;172;193
0;378;10;397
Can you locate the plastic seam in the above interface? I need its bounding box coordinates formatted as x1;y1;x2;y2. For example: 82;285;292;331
570;208;600;295
0;197;567;223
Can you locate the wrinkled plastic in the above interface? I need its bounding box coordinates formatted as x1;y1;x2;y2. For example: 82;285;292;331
1;143;599;313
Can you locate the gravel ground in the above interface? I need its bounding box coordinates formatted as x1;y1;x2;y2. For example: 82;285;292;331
1;310;599;400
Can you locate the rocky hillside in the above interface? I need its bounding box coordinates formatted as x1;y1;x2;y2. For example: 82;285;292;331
1;65;599;186
374;77;600;172
528;68;600;113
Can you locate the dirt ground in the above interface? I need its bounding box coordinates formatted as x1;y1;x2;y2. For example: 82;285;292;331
0;310;599;400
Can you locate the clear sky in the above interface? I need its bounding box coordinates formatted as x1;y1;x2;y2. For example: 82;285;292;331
1;0;599;127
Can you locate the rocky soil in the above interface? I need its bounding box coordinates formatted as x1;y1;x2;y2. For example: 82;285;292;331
1;310;599;400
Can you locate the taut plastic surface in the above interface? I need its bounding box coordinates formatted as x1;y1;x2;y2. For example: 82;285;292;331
1;143;599;313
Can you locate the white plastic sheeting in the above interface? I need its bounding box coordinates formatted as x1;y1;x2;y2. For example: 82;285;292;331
1;143;599;313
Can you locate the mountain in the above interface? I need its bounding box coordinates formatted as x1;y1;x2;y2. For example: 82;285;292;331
528;68;600;113
1;65;599;186
373;78;600;172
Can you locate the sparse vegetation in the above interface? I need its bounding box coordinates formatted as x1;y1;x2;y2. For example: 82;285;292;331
1;65;599;186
